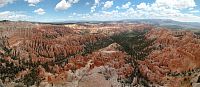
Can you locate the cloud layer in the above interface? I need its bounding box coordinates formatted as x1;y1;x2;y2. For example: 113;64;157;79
34;8;45;15
103;1;113;9
0;11;29;20
55;0;79;10
122;2;131;9
0;0;200;22
70;0;200;22
24;0;42;6
91;0;100;12
0;0;16;7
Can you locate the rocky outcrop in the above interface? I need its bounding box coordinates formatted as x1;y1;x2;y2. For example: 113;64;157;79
139;28;200;86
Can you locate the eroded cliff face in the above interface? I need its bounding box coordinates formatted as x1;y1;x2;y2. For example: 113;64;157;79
1;22;200;87
1;23;152;87
139;28;200;87
34;43;133;87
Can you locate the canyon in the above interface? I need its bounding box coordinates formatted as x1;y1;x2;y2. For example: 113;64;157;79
0;21;200;87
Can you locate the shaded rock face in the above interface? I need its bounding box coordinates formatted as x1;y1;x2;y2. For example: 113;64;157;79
138;28;200;87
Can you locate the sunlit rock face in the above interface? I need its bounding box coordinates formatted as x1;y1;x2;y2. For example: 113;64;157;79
33;43;133;87
139;28;200;86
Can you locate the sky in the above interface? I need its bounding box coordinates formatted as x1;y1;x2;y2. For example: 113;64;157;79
0;0;200;22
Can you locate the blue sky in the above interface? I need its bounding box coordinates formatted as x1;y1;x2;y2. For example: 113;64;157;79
0;0;200;22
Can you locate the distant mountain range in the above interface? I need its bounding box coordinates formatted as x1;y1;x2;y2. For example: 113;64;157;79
1;19;200;29
60;19;200;29
120;19;200;29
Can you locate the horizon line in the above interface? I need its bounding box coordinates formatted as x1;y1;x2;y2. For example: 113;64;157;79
0;19;200;23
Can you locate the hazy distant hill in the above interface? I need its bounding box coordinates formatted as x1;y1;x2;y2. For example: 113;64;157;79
1;19;200;29
61;19;200;29
121;19;200;29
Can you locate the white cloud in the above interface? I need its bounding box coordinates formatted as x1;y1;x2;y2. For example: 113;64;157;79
103;1;113;9
34;8;45;15
55;0;71;10
68;0;79;3
29;4;35;6
71;9;136;21
116;2;132;9
91;6;97;13
134;0;200;22
137;3;149;10
69;0;200;22
0;11;29;21
122;2;131;9
24;0;42;6
190;10;199;13
90;0;101;13
95;0;100;5
189;7;194;10
0;0;16;7
155;0;196;9
116;6;120;9
55;0;79;10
